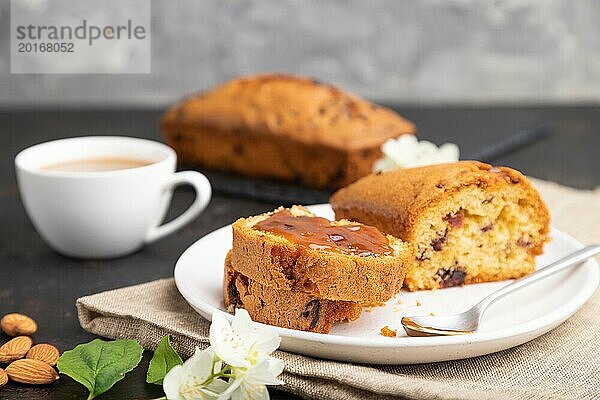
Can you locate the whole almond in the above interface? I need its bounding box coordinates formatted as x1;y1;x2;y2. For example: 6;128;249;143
5;359;59;385
0;367;7;386
1;313;37;337
0;336;33;363
26;344;60;366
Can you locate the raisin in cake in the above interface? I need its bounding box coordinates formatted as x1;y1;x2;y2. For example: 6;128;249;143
161;74;415;189
224;252;362;334
231;205;410;304
330;161;550;291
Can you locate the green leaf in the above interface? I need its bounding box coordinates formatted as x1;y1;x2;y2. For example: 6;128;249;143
57;338;143;400
146;335;183;384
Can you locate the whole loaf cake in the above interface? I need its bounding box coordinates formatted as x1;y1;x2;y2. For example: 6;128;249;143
161;74;415;189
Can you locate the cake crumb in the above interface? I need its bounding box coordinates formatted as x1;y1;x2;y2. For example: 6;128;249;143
365;306;374;313
415;300;422;307
395;298;404;305
380;325;397;337
429;312;436;316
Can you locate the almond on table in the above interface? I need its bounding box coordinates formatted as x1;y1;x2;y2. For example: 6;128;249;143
0;367;7;386
5;359;59;385
26;344;60;366
0;336;33;363
1;313;38;337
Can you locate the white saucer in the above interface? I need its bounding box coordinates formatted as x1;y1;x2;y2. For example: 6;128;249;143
174;204;599;364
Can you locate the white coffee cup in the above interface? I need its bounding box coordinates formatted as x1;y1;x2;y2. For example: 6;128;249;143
15;136;212;259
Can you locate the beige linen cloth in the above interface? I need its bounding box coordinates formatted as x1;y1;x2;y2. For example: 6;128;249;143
77;179;600;400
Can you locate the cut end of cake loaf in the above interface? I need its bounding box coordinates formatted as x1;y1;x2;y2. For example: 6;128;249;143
223;251;362;334
231;205;410;304
331;161;550;291
161;73;415;189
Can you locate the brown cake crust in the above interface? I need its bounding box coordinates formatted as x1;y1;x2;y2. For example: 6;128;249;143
331;161;551;290
161;74;415;189
223;252;362;334
231;205;410;304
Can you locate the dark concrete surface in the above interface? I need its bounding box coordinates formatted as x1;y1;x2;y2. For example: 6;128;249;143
0;106;598;400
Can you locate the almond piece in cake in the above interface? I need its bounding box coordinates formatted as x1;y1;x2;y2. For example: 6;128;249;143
330;161;550;291
231;205;410;304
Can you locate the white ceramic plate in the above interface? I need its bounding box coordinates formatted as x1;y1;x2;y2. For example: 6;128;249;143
174;204;599;364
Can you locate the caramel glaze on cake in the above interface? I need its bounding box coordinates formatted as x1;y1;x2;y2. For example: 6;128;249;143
224;252;362;334
331;161;551;291
231;205;410;304
161;74;415;189
253;209;393;257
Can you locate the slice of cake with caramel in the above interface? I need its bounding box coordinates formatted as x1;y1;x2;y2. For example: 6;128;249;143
231;205;410;304
224;252;362;334
330;161;550;291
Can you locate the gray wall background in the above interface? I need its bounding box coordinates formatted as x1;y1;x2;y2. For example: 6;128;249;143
1;0;600;107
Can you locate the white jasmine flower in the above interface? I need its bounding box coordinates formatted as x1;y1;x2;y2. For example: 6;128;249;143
210;309;281;369
164;310;284;400
163;347;229;400
373;135;460;172
225;357;285;400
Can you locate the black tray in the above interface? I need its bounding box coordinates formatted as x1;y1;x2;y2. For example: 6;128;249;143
201;169;332;205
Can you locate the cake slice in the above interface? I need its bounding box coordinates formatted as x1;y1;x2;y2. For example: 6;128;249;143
231;205;410;304
330;161;550;291
224;252;362;333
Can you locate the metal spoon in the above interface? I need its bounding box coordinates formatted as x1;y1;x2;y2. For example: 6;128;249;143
401;245;600;337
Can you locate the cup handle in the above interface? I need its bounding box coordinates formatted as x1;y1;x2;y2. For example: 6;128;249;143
145;171;212;243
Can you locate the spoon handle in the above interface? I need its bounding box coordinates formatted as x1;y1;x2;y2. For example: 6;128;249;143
476;245;600;313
